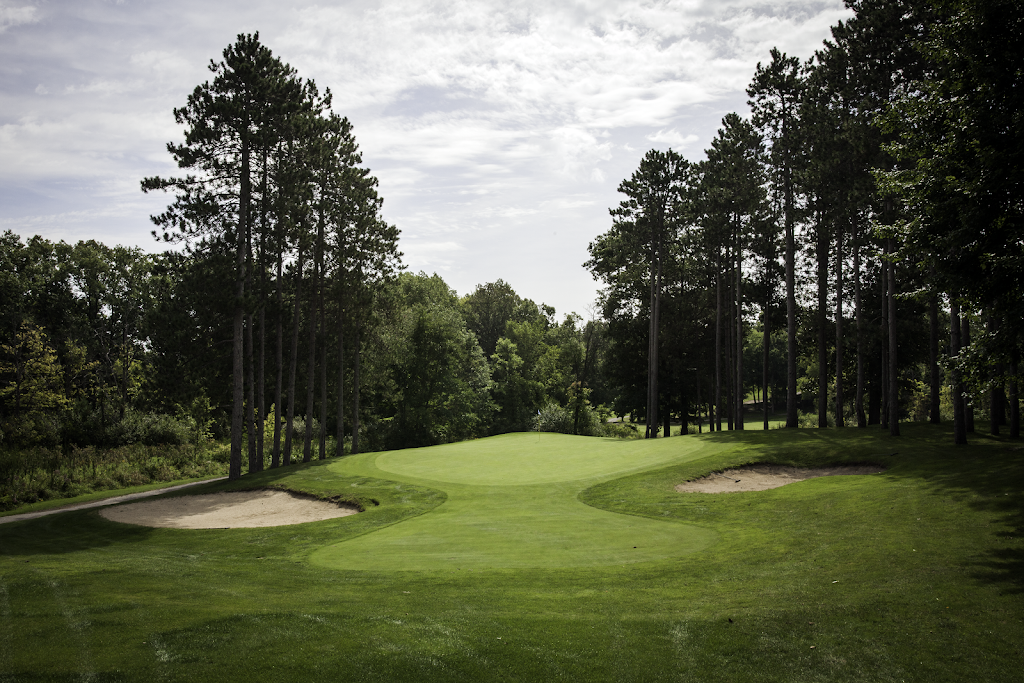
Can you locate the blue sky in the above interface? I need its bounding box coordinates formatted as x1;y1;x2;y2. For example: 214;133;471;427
0;0;851;318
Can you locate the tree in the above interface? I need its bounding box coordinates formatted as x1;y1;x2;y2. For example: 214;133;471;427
748;49;805;429
143;33;302;478
587;149;690;437
701;114;769;431
879;0;1023;441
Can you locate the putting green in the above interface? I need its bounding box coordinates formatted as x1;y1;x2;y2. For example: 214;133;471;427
310;432;718;570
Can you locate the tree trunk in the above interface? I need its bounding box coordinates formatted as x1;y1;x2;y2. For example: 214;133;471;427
854;231;865;427
763;308;770;431
727;279;735;431
283;246;304;466
245;310;256;473
229;136;250;481
646;241;661;438
951;300;967;445
245;219;256;473
318;280;327;459
256;152;268;473
715;265;723;432
835;220;845;427
271;246;284;469
352;323;361;455
887;238;900;436
1009;359;1019;438
652;252;663;437
336;304;345;456
785;165;798;429
989;315;1000;436
735;222;744;431
962;315;974;433
302;275;317;463
817;218;828;429
881;256;889;430
929;293;941;423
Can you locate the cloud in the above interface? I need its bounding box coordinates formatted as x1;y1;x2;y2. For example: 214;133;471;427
0;0;853;318
646;129;699;147
0;4;38;33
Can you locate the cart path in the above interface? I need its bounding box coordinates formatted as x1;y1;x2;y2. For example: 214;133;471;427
0;477;228;525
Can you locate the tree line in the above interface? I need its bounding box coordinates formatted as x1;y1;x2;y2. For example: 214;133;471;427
0;240;618;478
587;0;1021;444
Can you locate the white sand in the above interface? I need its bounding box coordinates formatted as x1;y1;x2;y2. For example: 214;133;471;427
98;489;359;528
675;464;885;493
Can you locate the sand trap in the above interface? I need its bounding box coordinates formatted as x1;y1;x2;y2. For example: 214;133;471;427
99;489;359;529
675;464;885;493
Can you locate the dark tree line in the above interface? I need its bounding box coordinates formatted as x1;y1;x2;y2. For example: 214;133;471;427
588;0;1021;443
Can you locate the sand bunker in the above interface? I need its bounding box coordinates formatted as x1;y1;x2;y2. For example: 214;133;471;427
99;489;359;529
675;464;885;493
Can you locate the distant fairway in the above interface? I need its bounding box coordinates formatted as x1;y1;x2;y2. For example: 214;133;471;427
311;432;717;570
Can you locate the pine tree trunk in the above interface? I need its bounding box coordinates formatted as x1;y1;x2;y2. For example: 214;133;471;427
963;315;974;433
229;136;250;481
888;239;900;436
646;243;659;438
929;293;941;424
1009;359;1019;438
271;247;284;469
835;222;845;427
715;265;723;432
246;311;256;473
785;166;798;428
763;311;770;431
854;232;865;427
817;219;828;429
881;256;889;430
352;323;361;455
245;214;256;473
989;315;1000;436
951;300;967;445
283;246;304;466
302;277;316;463
336;304;345;456
727;286;735;431
318;281;327;459
256;152;268;473
735;223;744;431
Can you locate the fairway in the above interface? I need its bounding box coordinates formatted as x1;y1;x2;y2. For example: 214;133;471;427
312;433;716;570
2;425;1023;682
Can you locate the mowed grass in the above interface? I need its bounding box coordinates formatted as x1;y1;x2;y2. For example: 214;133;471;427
1;425;1022;682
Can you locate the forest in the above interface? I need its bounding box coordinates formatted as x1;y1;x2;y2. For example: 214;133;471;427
0;0;1020;506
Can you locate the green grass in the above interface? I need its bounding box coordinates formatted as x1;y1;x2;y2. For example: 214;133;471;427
1;424;1022;681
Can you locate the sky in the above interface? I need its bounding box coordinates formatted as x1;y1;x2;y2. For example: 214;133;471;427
0;0;852;319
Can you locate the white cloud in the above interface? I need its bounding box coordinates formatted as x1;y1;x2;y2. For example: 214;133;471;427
0;4;38;33
646;129;699;147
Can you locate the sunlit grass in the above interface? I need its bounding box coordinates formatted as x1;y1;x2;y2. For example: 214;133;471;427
1;424;1021;681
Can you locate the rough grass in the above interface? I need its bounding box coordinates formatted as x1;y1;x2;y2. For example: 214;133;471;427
0;424;1021;681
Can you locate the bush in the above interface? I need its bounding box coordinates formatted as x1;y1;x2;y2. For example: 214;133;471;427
533;401;621;437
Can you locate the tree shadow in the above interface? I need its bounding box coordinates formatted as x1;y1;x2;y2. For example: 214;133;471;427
694;422;1024;593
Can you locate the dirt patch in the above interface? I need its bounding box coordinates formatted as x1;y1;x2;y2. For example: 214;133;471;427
675;464;885;493
98;489;359;528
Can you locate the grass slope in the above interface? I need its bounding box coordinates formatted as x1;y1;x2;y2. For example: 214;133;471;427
0;425;1021;682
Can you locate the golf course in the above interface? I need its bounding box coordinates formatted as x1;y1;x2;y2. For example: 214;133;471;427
1;425;1021;681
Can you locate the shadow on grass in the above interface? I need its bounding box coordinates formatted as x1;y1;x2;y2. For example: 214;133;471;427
0;458;368;557
691;422;1024;594
0;508;158;556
